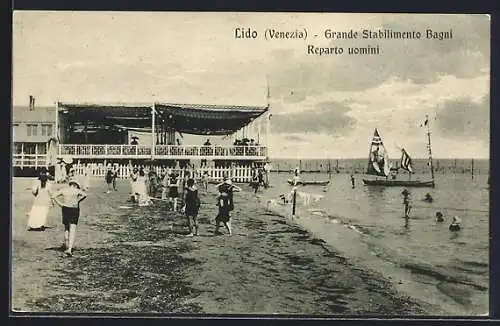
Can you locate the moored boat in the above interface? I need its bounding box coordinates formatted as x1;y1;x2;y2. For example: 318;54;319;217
287;179;330;186
362;116;436;188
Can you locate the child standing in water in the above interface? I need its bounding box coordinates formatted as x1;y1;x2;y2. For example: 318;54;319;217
182;178;201;237
401;189;411;222
52;179;87;257
215;175;241;236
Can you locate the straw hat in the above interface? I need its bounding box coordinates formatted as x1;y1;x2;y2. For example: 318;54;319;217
68;178;81;189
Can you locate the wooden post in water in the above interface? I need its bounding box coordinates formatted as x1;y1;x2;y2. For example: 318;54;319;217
471;158;474;179
292;187;297;218
328;160;332;179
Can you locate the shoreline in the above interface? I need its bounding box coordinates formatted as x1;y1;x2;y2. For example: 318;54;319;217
12;178;425;315
263;189;488;316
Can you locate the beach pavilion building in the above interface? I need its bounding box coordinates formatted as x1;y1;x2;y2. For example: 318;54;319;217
12;103;57;176
53;101;271;182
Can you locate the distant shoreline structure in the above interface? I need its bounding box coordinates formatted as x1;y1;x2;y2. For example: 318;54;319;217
269;157;490;160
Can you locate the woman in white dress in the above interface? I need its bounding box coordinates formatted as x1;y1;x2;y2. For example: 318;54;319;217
27;168;53;231
136;168;152;206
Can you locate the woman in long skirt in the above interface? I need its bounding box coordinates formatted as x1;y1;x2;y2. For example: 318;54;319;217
136;169;152;206
27;168;53;231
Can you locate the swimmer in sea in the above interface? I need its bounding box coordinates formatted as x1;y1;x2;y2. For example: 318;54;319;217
435;211;444;222
423;193;433;203
449;216;461;231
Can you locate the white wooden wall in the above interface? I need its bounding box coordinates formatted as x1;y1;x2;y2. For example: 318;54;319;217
68;162;255;183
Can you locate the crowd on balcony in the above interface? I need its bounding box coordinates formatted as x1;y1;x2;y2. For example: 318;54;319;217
233;138;259;147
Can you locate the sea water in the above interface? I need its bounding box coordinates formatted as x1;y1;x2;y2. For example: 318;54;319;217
264;169;489;316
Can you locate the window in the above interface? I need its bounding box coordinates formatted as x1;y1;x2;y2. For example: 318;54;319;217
26;124;38;136
13;143;22;154
38;143;47;154
23;143;36;154
41;124;53;136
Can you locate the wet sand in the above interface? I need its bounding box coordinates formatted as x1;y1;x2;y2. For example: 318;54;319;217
11;178;425;315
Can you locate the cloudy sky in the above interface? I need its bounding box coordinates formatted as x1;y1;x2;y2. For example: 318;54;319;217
12;12;490;158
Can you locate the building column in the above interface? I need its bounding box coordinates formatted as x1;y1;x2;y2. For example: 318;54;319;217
151;103;156;159
84;119;88;144
21;143;24;169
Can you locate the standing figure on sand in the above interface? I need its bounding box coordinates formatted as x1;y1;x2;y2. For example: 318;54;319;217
27;168;53;231
292;167;301;186
129;167;139;202
51;179;87;257
201;171;209;193
166;171;180;211
250;168;260;194
135;168;152;207
105;166;114;193
215;175;242;236
182;177;201;237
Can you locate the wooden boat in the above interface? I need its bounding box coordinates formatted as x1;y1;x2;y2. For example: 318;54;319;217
362;117;436;188
287;179;330;186
362;178;434;187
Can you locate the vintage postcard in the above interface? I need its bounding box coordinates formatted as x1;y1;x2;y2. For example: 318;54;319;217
11;12;490;317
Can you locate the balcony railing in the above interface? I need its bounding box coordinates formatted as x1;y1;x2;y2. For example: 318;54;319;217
58;144;268;159
13;154;47;167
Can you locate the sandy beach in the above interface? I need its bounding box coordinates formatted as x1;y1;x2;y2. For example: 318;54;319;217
11;178;425;315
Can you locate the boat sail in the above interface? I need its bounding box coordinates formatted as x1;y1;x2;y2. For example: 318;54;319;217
366;128;392;177
362;118;435;188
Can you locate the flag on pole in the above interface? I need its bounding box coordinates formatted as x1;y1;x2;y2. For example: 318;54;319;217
420;117;429;127
371;128;383;145
29;95;35;111
400;148;414;173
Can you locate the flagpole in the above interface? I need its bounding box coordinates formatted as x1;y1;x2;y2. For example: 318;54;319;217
425;114;435;185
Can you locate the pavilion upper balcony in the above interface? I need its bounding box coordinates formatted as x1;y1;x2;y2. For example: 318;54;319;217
58;144;268;160
54;101;271;162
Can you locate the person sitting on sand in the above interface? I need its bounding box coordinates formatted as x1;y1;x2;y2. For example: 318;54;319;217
51;179;87;257
27;168;53;231
182;178;201;237
423;193;433;203
435;211;444;223
215;175;242;236
449;216;462;231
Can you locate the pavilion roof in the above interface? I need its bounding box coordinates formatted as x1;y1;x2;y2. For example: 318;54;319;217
58;102;269;135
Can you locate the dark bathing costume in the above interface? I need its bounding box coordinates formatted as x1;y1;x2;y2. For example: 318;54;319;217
216;183;234;223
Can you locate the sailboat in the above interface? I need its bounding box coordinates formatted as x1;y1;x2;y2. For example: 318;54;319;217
362;116;436;188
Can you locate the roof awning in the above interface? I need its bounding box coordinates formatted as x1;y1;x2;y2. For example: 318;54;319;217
58;102;269;135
